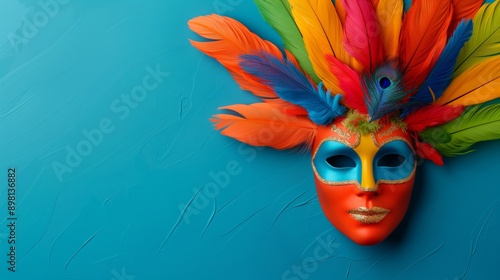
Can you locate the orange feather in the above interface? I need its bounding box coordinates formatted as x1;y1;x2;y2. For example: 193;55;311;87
399;0;453;91
377;0;403;60
289;0;349;92
435;57;500;106
448;0;483;36
211;103;317;150
335;0;347;24
189;15;282;99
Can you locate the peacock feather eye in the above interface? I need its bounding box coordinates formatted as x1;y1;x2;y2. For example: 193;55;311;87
379;77;391;89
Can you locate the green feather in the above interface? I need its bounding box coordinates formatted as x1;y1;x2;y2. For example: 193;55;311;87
253;0;319;82
454;0;500;77
420;104;500;156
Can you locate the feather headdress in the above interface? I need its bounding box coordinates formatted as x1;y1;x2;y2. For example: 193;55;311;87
189;0;500;166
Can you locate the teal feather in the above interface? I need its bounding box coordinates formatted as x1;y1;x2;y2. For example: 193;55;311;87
363;63;407;121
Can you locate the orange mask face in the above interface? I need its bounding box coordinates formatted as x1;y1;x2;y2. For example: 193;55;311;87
311;117;416;245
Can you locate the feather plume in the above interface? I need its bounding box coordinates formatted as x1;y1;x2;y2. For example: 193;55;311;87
436;56;500;106
449;0;483;37
420;104;500;156
404;105;465;133
342;0;385;73
188;15;282;99
415;141;444;166
409;20;473;108
212;103;317;149
362;63;406;121
333;0;363;73
335;0;347;24
336;0;381;24
326;55;367;113
240;52;346;125
376;0;403;60
253;0;319;82
288;0;348;91
399;0;453;91
282;105;309;116
454;1;500;77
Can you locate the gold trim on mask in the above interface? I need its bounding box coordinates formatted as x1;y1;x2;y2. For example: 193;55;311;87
330;120;361;148
311;136;361;187
378;162;417;185
374;137;417;185
378;124;399;138
331;125;352;141
311;133;417;188
311;160;361;187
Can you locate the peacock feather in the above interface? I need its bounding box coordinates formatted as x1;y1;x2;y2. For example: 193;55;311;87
189;0;500;163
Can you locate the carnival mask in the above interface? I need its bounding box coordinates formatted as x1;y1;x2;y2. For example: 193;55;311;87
190;0;500;245
312;117;416;245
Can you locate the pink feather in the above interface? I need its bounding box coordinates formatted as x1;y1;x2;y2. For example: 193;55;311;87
326;55;368;113
342;0;385;73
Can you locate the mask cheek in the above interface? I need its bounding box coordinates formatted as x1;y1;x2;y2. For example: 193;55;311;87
313;178;359;231
376;177;416;229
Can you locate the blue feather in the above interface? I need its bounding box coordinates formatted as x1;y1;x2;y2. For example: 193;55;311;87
363;63;407;121
407;20;473;111
239;52;346;125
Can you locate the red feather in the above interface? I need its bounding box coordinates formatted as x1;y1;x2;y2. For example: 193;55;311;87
326;55;368;113
399;0;453;91
342;0;385;73
448;0;483;37
282;105;309;116
404;105;465;133
416;141;444;166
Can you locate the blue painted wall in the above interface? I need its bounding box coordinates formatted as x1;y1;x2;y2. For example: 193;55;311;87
0;0;499;279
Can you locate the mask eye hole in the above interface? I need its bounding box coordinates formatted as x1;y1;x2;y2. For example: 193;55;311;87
377;154;405;167
326;155;356;168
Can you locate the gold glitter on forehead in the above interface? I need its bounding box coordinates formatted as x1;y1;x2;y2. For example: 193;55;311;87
374;136;415;153
331;124;352;140
312;137;352;161
378;124;399;138
330;119;361;148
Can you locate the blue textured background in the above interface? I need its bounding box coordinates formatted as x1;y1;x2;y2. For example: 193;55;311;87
1;0;499;279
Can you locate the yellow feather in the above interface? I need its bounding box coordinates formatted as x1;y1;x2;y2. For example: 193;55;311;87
436;57;500;106
454;1;500;77
377;0;403;59
288;0;349;92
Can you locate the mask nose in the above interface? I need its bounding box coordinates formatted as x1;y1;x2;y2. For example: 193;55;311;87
357;155;378;193
354;134;379;193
